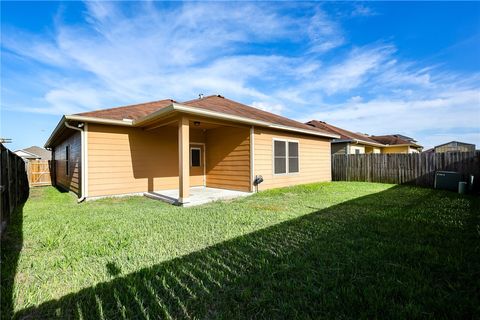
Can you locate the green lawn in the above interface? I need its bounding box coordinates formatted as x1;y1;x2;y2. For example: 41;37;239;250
1;182;479;319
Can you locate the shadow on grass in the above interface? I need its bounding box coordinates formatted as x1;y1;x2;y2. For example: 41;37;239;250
1;204;24;319
10;186;480;319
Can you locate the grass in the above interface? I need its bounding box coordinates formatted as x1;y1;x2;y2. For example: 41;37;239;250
1;182;479;319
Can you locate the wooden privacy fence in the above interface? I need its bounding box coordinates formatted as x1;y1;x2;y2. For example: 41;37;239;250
0;143;29;238
28;160;52;187
332;151;480;189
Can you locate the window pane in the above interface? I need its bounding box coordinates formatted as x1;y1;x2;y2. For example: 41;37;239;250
274;157;286;174
289;157;299;173
288;142;298;157
274;141;286;157
65;146;69;176
191;149;201;167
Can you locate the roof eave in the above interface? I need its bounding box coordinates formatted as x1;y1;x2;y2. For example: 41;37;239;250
44;116;66;148
383;144;423;148
353;139;385;147
15;150;40;157
158;103;340;139
333;139;385;147
47;103;340;147
45;115;134;148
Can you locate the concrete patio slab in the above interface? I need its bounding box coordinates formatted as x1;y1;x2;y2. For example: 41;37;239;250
144;186;253;207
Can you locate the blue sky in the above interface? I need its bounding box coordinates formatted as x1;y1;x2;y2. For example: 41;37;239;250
1;1;479;150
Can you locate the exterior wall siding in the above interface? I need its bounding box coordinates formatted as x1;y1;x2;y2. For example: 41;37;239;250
88;122;254;197
86;123;330;197
54;131;81;195
349;144;365;154
382;146;410;154
253;128;331;191
205;126;251;192
88;124;186;197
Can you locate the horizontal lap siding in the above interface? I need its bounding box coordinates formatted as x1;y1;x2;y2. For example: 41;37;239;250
54;131;81;195
383;146;409;154
205;126;251;192
254;128;331;191
88;124;183;197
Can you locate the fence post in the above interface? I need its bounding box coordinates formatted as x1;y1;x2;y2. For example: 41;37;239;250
1;143;29;238
330;151;480;189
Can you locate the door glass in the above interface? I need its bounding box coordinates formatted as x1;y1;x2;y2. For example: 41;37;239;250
191;148;201;167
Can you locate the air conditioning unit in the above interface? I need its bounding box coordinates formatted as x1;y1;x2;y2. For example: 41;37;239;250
434;171;462;191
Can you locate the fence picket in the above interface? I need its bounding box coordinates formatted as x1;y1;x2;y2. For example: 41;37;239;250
0;143;29;238
332;151;480;190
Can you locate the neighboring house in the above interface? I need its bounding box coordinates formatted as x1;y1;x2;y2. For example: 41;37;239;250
45;95;339;203
369;135;423;153
424;141;476;153
15;146;52;161
306;120;384;155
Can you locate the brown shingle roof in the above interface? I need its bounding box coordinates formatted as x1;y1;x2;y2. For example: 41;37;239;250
370;135;422;147
71;95;335;137
75;99;176;121
183;95;333;136
306;120;380;144
17;146;52;160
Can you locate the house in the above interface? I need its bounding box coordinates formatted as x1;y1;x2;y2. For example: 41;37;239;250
44;95;339;204
424;141;476;153
306;120;384;155
15;146;52;161
369;135;423;153
306;121;423;154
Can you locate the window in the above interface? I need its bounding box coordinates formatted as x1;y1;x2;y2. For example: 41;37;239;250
355;149;360;155
288;141;299;173
191;148;201;167
274;141;286;174
274;140;299;174
65;145;70;176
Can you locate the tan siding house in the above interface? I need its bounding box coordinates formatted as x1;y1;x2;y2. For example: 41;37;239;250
253;128;331;191
53;131;81;195
307;120;422;154
45;95;339;204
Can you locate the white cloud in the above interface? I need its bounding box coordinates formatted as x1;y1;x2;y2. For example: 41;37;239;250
1;1;479;148
2;2;308;114
350;4;378;17
309;88;480;146
314;45;394;94
251;101;285;115
307;8;345;53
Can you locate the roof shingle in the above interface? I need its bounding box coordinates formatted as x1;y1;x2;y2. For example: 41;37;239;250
183;95;333;136
370;135;422;147
17;146;52;160
306;120;380;144
75;99;176;121
75;95;334;137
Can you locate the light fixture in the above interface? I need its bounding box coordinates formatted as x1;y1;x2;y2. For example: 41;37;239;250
194;121;201;126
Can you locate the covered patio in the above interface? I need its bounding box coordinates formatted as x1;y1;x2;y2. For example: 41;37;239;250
144;186;253;207
134;111;253;205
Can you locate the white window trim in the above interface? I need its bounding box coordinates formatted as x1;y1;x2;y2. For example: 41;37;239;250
272;138;300;176
190;143;206;186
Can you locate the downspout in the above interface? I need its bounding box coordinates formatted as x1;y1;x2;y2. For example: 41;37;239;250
250;126;255;192
64;121;86;203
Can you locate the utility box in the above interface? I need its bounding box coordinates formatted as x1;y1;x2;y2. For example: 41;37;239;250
434;171;462;191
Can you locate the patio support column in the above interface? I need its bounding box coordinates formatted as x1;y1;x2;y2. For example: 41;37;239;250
178;116;190;203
